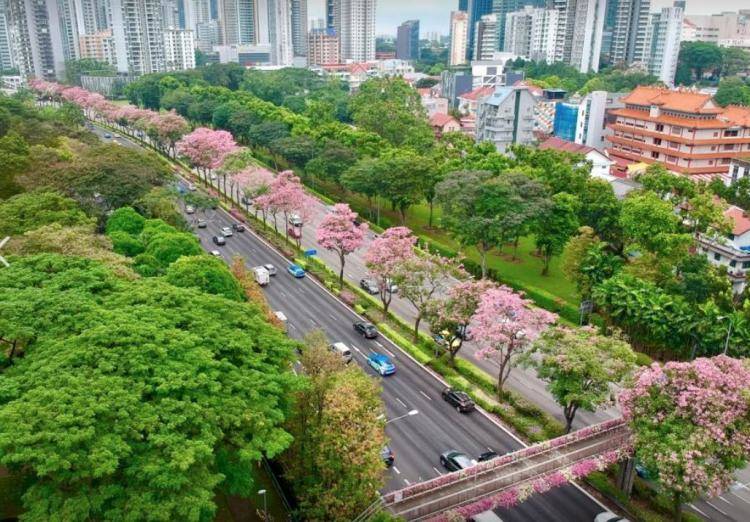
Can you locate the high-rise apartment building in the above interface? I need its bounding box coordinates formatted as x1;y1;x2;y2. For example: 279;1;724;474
163;27;196;70
600;0;650;66
476;85;537;153
491;0;545;51
218;0;256;45
466;0;492;60
7;0;67;80
396;19;419;60
268;0;293;65
333;0;376;62
682;11;750;49
449;11;469;66
79;29;117;65
0;0;16;71
643;3;683;86
473;14;497;61
308;27;339;65
554;0;606;72
109;0;165;74
290;0;307;56
503;6;559;63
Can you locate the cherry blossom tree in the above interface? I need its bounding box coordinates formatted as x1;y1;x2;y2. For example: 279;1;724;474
620;356;750;521
146;111;189;158
392;253;465;341
316;203;368;287
175;127;237;183
266;171;313;245
424;279;496;364
472;286;557;395
364;227;415;317
231;165;274;215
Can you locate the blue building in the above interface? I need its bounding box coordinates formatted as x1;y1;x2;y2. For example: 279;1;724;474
553;102;579;142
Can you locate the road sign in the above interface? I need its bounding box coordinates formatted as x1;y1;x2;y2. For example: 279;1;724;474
304;248;317;257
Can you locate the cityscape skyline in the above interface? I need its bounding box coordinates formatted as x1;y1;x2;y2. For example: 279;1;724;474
306;0;750;36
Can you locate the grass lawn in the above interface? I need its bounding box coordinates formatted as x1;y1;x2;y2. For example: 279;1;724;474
313;178;579;308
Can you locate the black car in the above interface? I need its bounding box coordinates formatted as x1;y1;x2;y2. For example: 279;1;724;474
440;450;475;472
441;387;475;413
381;445;395;467
232;223;245;232
360;278;379;294
212;235;226;246
354;321;378;339
478;451;498;462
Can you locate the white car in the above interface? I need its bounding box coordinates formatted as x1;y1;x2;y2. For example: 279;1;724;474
210;250;221;257
185;205;195;214
288;213;303;227
221;226;233;237
594;512;629;522
264;263;278;276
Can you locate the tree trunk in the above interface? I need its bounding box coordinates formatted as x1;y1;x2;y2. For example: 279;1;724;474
480;249;488;279
512;236;520;260
563;402;579;433
542;250;551;276
428;200;434;229
338;253;345;289
497;355;513;397
672;491;682;522
448;338;464;367
413;314;422;342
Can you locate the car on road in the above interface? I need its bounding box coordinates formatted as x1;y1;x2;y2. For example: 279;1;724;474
252;266;270;286
381;445;395;467
104;133;112;138
210;250;221;257
366;352;395;376
288;213;303;227
441;388;475;413
221;226;233;237
478;451;498;462
440;450;476;472
353;321;378;339
360;278;379;294
457;324;472;341
287;264;305;278
212;236;226;246
185;205;195;214
264;263;277;276
594;512;629;522
384;278;398;294
197;219;207;228
232;223;245;232
329;342;352;363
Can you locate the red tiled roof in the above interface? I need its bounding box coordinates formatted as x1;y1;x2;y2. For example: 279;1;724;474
459;86;494;101
430;113;459;128
721;105;750;127
621;86;722;114
513;80;544;97
539;136;608;158
726;205;750;236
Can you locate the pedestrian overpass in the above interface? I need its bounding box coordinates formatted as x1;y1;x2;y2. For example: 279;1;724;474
356;418;632;521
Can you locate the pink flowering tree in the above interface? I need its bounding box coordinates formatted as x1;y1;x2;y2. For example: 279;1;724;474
317;203;368;287
620;356;750;521
146;111;189;158
231;165;274;214
266;171;313;245
364;227;416;317
424;279;497;364
472;287;557;395
175;127;237;183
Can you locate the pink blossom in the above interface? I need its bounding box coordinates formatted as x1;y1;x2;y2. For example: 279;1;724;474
363;226;416;312
317;203;368;284
176;127;238;171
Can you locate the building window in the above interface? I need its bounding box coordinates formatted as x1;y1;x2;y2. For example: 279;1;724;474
743;261;750;269
711;146;717;151
651;151;660;159
725;130;739;137
656;124;664;132
654;138;662;145
714;132;719;137
714;253;721;261
724;144;735;151
730;260;737;267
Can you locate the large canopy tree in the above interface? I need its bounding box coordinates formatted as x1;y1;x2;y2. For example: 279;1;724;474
0;254;297;521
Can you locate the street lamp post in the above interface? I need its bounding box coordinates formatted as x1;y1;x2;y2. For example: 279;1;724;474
383;409;418;424
258;489;268;522
717;315;735;356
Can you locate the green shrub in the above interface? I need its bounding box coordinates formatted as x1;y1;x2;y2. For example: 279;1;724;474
377;323;432;364
635;351;654;367
354;304;366;315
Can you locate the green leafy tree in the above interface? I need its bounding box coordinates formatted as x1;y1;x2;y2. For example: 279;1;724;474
720;47;750;77
378;149;428;224
135;187;187;229
340;157;384;219
578;179;622;247
562;227;622;299
620;191;691;261
0;131;30;198
63;58;116;86
284;331;386;521
0;190;90;236
304;140;357;183
677;41;724;82
0;254;297;521
105;206;146;236
523;326;636;432
165;255;245;301
714;77;750;107
535;192;580;276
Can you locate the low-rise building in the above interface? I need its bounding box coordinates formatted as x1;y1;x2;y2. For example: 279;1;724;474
730;157;750;183
419;88;449;116
539;136;614;179
699;205;750;293
476;85;537;153
457;85;494;116
430;113;461;138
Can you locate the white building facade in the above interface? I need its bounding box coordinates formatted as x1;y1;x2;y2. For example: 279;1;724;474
449;10;469;66
643;4;683;87
163;28;196;71
503;6;559;64
476;85;537;153
334;0;376;62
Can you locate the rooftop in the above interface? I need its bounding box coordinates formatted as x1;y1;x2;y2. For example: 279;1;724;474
621;86;722;114
430;113;459;128
726;205;750;236
539;136;608;158
459;85;495;102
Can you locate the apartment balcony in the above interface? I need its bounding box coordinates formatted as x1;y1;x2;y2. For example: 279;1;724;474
608;123;750;146
608;135;747;161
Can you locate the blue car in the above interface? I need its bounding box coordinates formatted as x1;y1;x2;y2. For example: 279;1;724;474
287;263;306;278
367;352;396;376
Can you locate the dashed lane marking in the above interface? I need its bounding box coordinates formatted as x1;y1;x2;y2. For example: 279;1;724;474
392;466;401;475
706;501;729;517
419;390;432;400
718;496;733;505
432;467;443;476
396;398;407;408
403;479;410;486
689;504;710;518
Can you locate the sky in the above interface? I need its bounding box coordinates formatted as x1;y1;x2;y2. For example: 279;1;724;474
308;0;749;37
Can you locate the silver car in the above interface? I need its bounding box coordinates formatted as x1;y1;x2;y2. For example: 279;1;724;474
221;226;233;237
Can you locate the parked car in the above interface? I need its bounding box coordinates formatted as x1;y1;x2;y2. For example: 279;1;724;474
185;205;195;214
197;219;207;228
329;342;352;363
367;352;395;376
594;512;629;522
210;250;221;257
433;331;462;350
264;263;277;276
103;133;112;138
440;450;476;472
212;236;226;246
287;264;305;278
456;324;472;341
360;278;379;294
441;388;475;413
477;451;498;462
232;223;245;232
288;213;303;227
384;278;398;294
221;226;233;237
381;445;395;467
353;321;378;339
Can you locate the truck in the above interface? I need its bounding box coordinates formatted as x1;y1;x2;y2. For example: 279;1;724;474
253;266;270;286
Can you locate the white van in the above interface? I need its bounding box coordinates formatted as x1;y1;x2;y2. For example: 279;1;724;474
253;266;270;286
329;342;352;363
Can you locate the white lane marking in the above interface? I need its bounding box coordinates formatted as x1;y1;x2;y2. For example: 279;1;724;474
329;313;337;320
309;318;318;326
487;446;494;452
352;345;362;354
375;341;384;348
403;479;411;486
718;496;733;505
392;466;401;475
689;504;710;518
419;390;432;401
706;501;730;516
396;398;407;408
432;467;443;476
382;347;396;358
